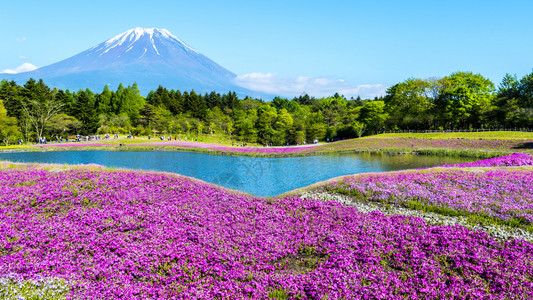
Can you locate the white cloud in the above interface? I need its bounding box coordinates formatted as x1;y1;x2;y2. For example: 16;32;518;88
15;37;27;42
2;63;38;74
19;56;27;60
234;72;386;99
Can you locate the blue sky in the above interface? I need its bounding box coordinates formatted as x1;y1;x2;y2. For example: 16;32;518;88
1;0;532;98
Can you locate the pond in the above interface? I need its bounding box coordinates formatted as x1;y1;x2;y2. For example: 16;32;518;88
0;151;474;197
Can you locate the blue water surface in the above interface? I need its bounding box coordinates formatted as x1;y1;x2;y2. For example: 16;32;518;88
0;151;473;197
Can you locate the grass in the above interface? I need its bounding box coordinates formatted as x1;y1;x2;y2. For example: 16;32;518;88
0;275;70;300
372;131;533;140
0;144;34;150
413;149;511;158
103;134;262;147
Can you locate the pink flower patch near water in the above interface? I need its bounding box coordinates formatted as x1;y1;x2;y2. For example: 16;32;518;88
326;167;533;224
441;153;533;168
321;137;533;151
1;167;533;298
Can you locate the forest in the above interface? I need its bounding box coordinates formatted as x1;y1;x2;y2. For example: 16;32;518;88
0;71;532;146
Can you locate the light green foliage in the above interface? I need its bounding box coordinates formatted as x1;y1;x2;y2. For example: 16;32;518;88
273;108;294;144
436;72;495;128
0;275;70;300
256;105;279;144
19;79;64;139
351;121;366;138
0;99;21;145
117;83;145;122
358;100;388;134
45;113;82;136
384;78;434;129
268;289;290;300
374;131;533;140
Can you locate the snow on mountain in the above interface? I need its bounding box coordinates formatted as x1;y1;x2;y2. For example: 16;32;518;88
0;27;268;98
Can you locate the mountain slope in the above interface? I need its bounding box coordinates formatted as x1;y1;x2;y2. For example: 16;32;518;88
1;27;267;98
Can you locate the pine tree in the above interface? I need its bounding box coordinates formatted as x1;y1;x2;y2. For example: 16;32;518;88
73;90;99;134
95;85;113;115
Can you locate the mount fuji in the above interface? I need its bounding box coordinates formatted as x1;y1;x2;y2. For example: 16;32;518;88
1;27;267;97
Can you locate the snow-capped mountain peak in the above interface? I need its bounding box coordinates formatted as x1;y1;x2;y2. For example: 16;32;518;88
0;27;269;98
100;27;199;55
89;27;199;59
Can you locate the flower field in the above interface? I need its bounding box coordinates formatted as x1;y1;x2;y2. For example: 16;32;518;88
441;153;533;168
1;163;533;299
322;154;533;229
315;137;533;154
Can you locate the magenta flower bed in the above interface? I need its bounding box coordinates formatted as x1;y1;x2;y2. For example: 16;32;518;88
441;153;533;168
319;137;533;151
134;141;318;153
326;168;533;223
1;168;533;298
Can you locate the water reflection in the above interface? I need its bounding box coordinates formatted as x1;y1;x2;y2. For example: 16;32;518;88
0;151;474;197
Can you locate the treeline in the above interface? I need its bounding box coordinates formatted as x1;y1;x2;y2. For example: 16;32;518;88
0;71;532;146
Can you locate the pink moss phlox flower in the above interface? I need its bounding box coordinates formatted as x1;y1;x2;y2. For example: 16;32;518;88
441;153;533;168
1;166;532;298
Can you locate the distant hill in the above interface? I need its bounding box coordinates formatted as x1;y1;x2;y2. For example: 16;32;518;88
0;27;270;98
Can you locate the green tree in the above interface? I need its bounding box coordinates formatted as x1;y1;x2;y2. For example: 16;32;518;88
0;80;23;120
272;97;290;111
222;91;240;111
45;114;82;136
183;90;207;119
273;108;293;145
206;91;222;109
358;100;388;134
147;86;181;114
494;73;533;127
306;111;326;142
20;79;64;139
435;72;494;128
95;85;113;115
384;78;434;129
73;90;99;134
0;99;21;145
256;105;278;145
118;83;145;123
139;103;157;128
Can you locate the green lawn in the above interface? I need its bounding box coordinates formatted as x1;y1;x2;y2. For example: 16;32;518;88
102;133;261;147
371;131;533;140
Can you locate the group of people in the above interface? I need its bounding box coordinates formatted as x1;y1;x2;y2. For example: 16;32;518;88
35;137;48;144
31;134;119;144
233;142;247;147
